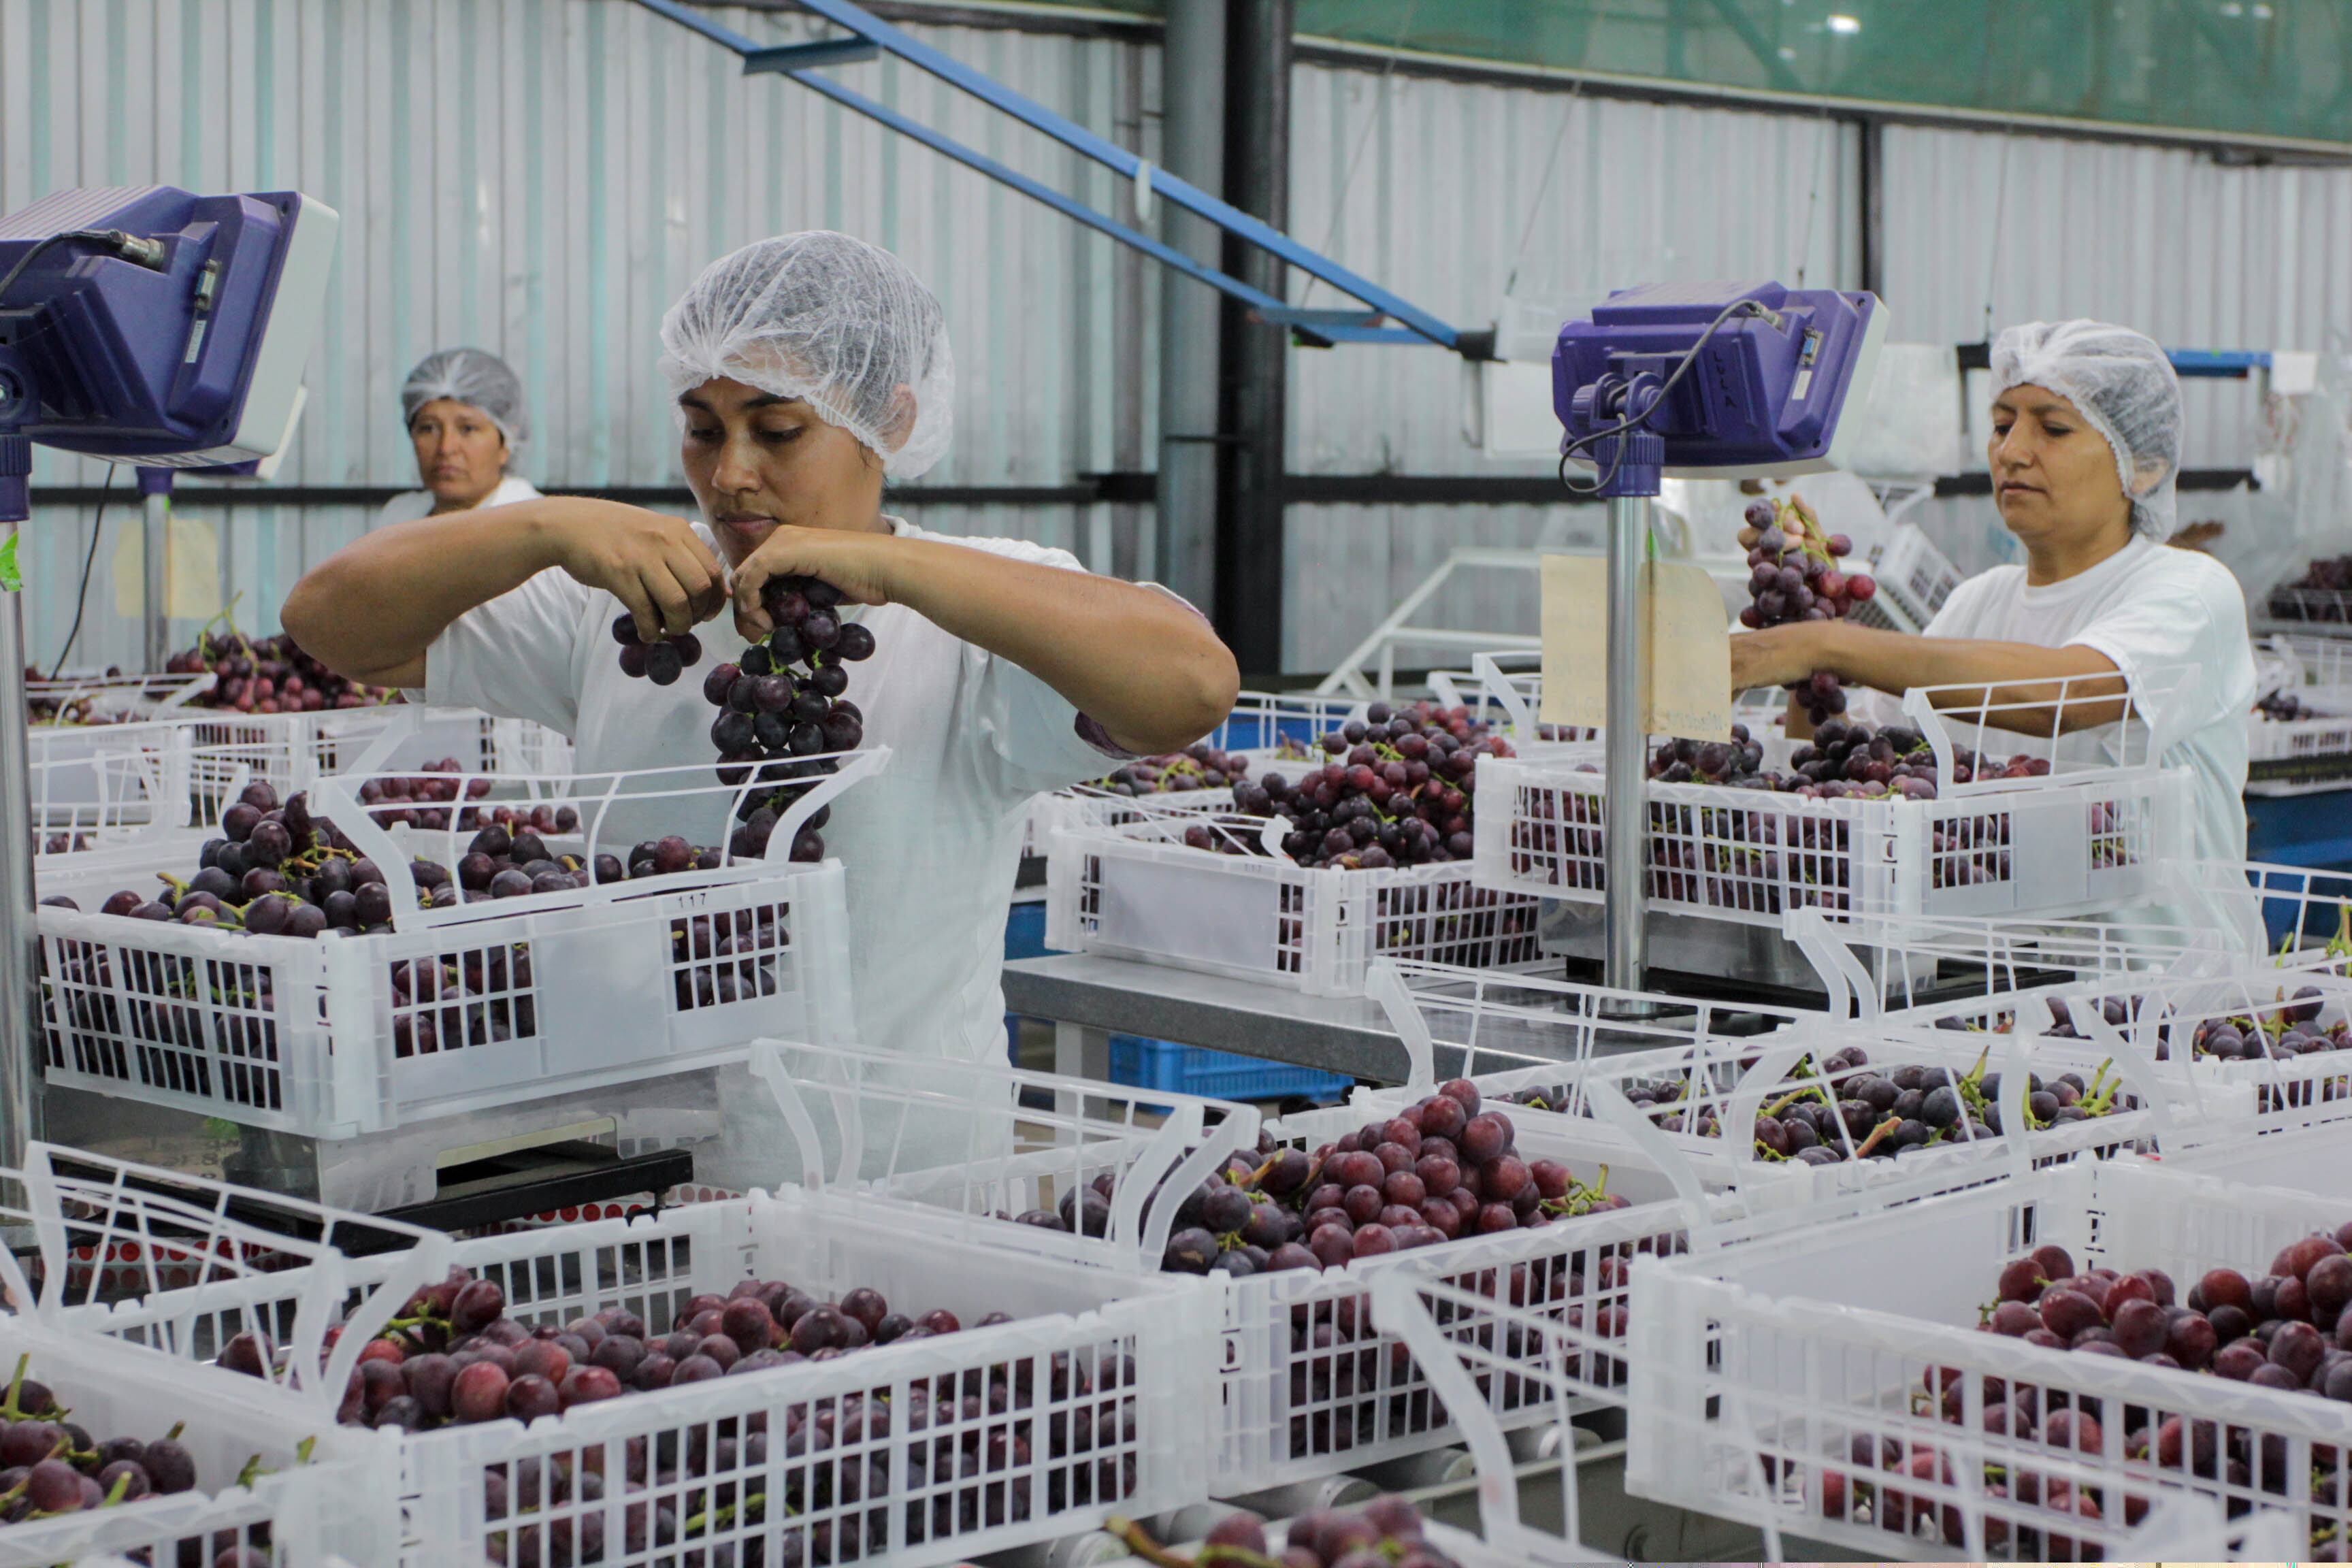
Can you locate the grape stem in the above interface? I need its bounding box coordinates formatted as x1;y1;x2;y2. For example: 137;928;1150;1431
1850;1115;1902;1160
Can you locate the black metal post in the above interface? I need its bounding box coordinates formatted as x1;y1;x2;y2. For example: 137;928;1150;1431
1217;0;1291;678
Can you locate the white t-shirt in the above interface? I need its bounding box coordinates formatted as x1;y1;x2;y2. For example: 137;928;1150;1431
412;517;1125;1180
1912;536;2257;945
374;474;543;527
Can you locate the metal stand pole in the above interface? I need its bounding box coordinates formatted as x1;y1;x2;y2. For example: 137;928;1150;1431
1602;491;1650;995
0;517;43;1173
140;468;171;674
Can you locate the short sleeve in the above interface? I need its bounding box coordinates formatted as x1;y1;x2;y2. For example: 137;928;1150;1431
916;532;1136;795
2065;559;2255;742
411;569;594;738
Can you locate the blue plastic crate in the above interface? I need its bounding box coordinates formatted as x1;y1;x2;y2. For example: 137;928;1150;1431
1107;1035;1350;1105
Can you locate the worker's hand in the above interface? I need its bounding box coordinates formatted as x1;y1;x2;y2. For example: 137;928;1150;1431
1729;623;1832;691
1737;523;1763;554
542;499;730;640
730;525;900;644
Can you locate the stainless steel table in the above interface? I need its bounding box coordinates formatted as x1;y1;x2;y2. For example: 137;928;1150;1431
1000;953;1436;1090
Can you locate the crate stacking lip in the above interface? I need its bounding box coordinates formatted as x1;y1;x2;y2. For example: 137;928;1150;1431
1046;807;1542;998
31;755;876;1140
78;1182;1217;1568
1617;1155;2352;1563
1475;708;2190;926
1350;958;2208;1217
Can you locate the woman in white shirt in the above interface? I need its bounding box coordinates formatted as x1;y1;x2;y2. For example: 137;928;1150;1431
284;233;1239;1174
1733;319;2257;942
374;348;543;526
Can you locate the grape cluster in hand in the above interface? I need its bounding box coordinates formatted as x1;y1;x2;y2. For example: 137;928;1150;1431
1737;496;1875;725
167;627;394;714
1110;1494;1455;1568
698;575;875;863
609;617;703;687
250;1266;1134;1563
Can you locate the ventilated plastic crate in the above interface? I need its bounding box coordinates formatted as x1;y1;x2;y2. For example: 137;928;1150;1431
31;756;872;1139
1850;521;1963;636
755;1034;1727;1494
1477;675;2192;928
1108;1035;1351;1103
1367;1259;2297;1565
1618;1156;2352;1561
2248;698;2352;795
0;1144;447;1567
1047;809;1542;997
89;1179;1215;1568
1351;959;2198;1215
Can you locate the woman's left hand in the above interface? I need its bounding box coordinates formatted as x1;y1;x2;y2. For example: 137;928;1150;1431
1729;623;1833;691
731;526;901;642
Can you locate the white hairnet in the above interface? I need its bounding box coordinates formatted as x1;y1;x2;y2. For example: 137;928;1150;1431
1991;319;2182;539
657;231;953;480
400;348;527;447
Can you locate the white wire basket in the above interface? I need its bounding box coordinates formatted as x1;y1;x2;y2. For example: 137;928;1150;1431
1618;1155;2352;1562
89;1181;1216;1568
1367;1258;2299;1565
1045;803;1544;996
33;755;874;1139
1476;670;2194;928
749;1036;1722;1494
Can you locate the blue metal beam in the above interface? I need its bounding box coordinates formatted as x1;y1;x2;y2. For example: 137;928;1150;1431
627;0;1464;352
2168;348;2272;378
742;39;881;74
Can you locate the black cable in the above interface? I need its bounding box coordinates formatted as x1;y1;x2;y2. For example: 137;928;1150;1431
1557;297;1776;496
47;466;118;679
0;229;165;311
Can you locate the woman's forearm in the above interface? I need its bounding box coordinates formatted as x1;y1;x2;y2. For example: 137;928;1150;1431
887;539;1239;754
282;504;564;687
1816;621;2129;736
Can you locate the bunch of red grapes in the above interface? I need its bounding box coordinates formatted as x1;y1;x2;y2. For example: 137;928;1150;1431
1814;1230;2352;1556
1088;744;1251;796
1109;1494;1455;1567
0;1354;277;1565
163;627;394;714
1737;496;1875;726
2272;553;2352;623
1169;703;1505;870
610;617;703;687
227;1264;1135;1565
2258;689;2322;721
696;575;875;863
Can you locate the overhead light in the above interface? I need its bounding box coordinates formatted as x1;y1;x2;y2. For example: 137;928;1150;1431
1827;13;1861;33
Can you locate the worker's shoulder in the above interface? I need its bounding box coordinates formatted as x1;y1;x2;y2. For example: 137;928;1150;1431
2125;538;2247;605
887;516;1085;572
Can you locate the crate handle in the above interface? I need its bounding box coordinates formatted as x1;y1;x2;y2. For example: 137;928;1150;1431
1363;960;1439;1089
1122;1104;1265;1264
747;746;893;868
744;1038;847;1189
1783;907;1878;1019
1579;1076;1714;1236
1469;651;1538;740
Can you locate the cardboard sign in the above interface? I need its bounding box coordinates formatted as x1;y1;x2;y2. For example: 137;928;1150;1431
1538;553;1731;739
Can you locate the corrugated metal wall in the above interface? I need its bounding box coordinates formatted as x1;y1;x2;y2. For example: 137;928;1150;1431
0;0;1154;670
1879;123;2352;581
1284;66;1860;670
9;3;2351;677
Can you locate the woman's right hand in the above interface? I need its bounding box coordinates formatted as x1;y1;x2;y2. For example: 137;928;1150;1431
543;498;730;640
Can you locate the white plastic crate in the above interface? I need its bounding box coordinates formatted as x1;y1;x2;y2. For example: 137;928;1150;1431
33;755;872;1139
93;1183;1216;1568
2263;631;2352;689
1477;674;2192;928
1618;1156;2352;1561
1352;959;2197;1214
1046;808;1542;997
2248;700;2352;795
762;1032;1726;1494
1367;1261;2296;1565
0;1143;446;1567
1848;521;1962;636
27;668;213;724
